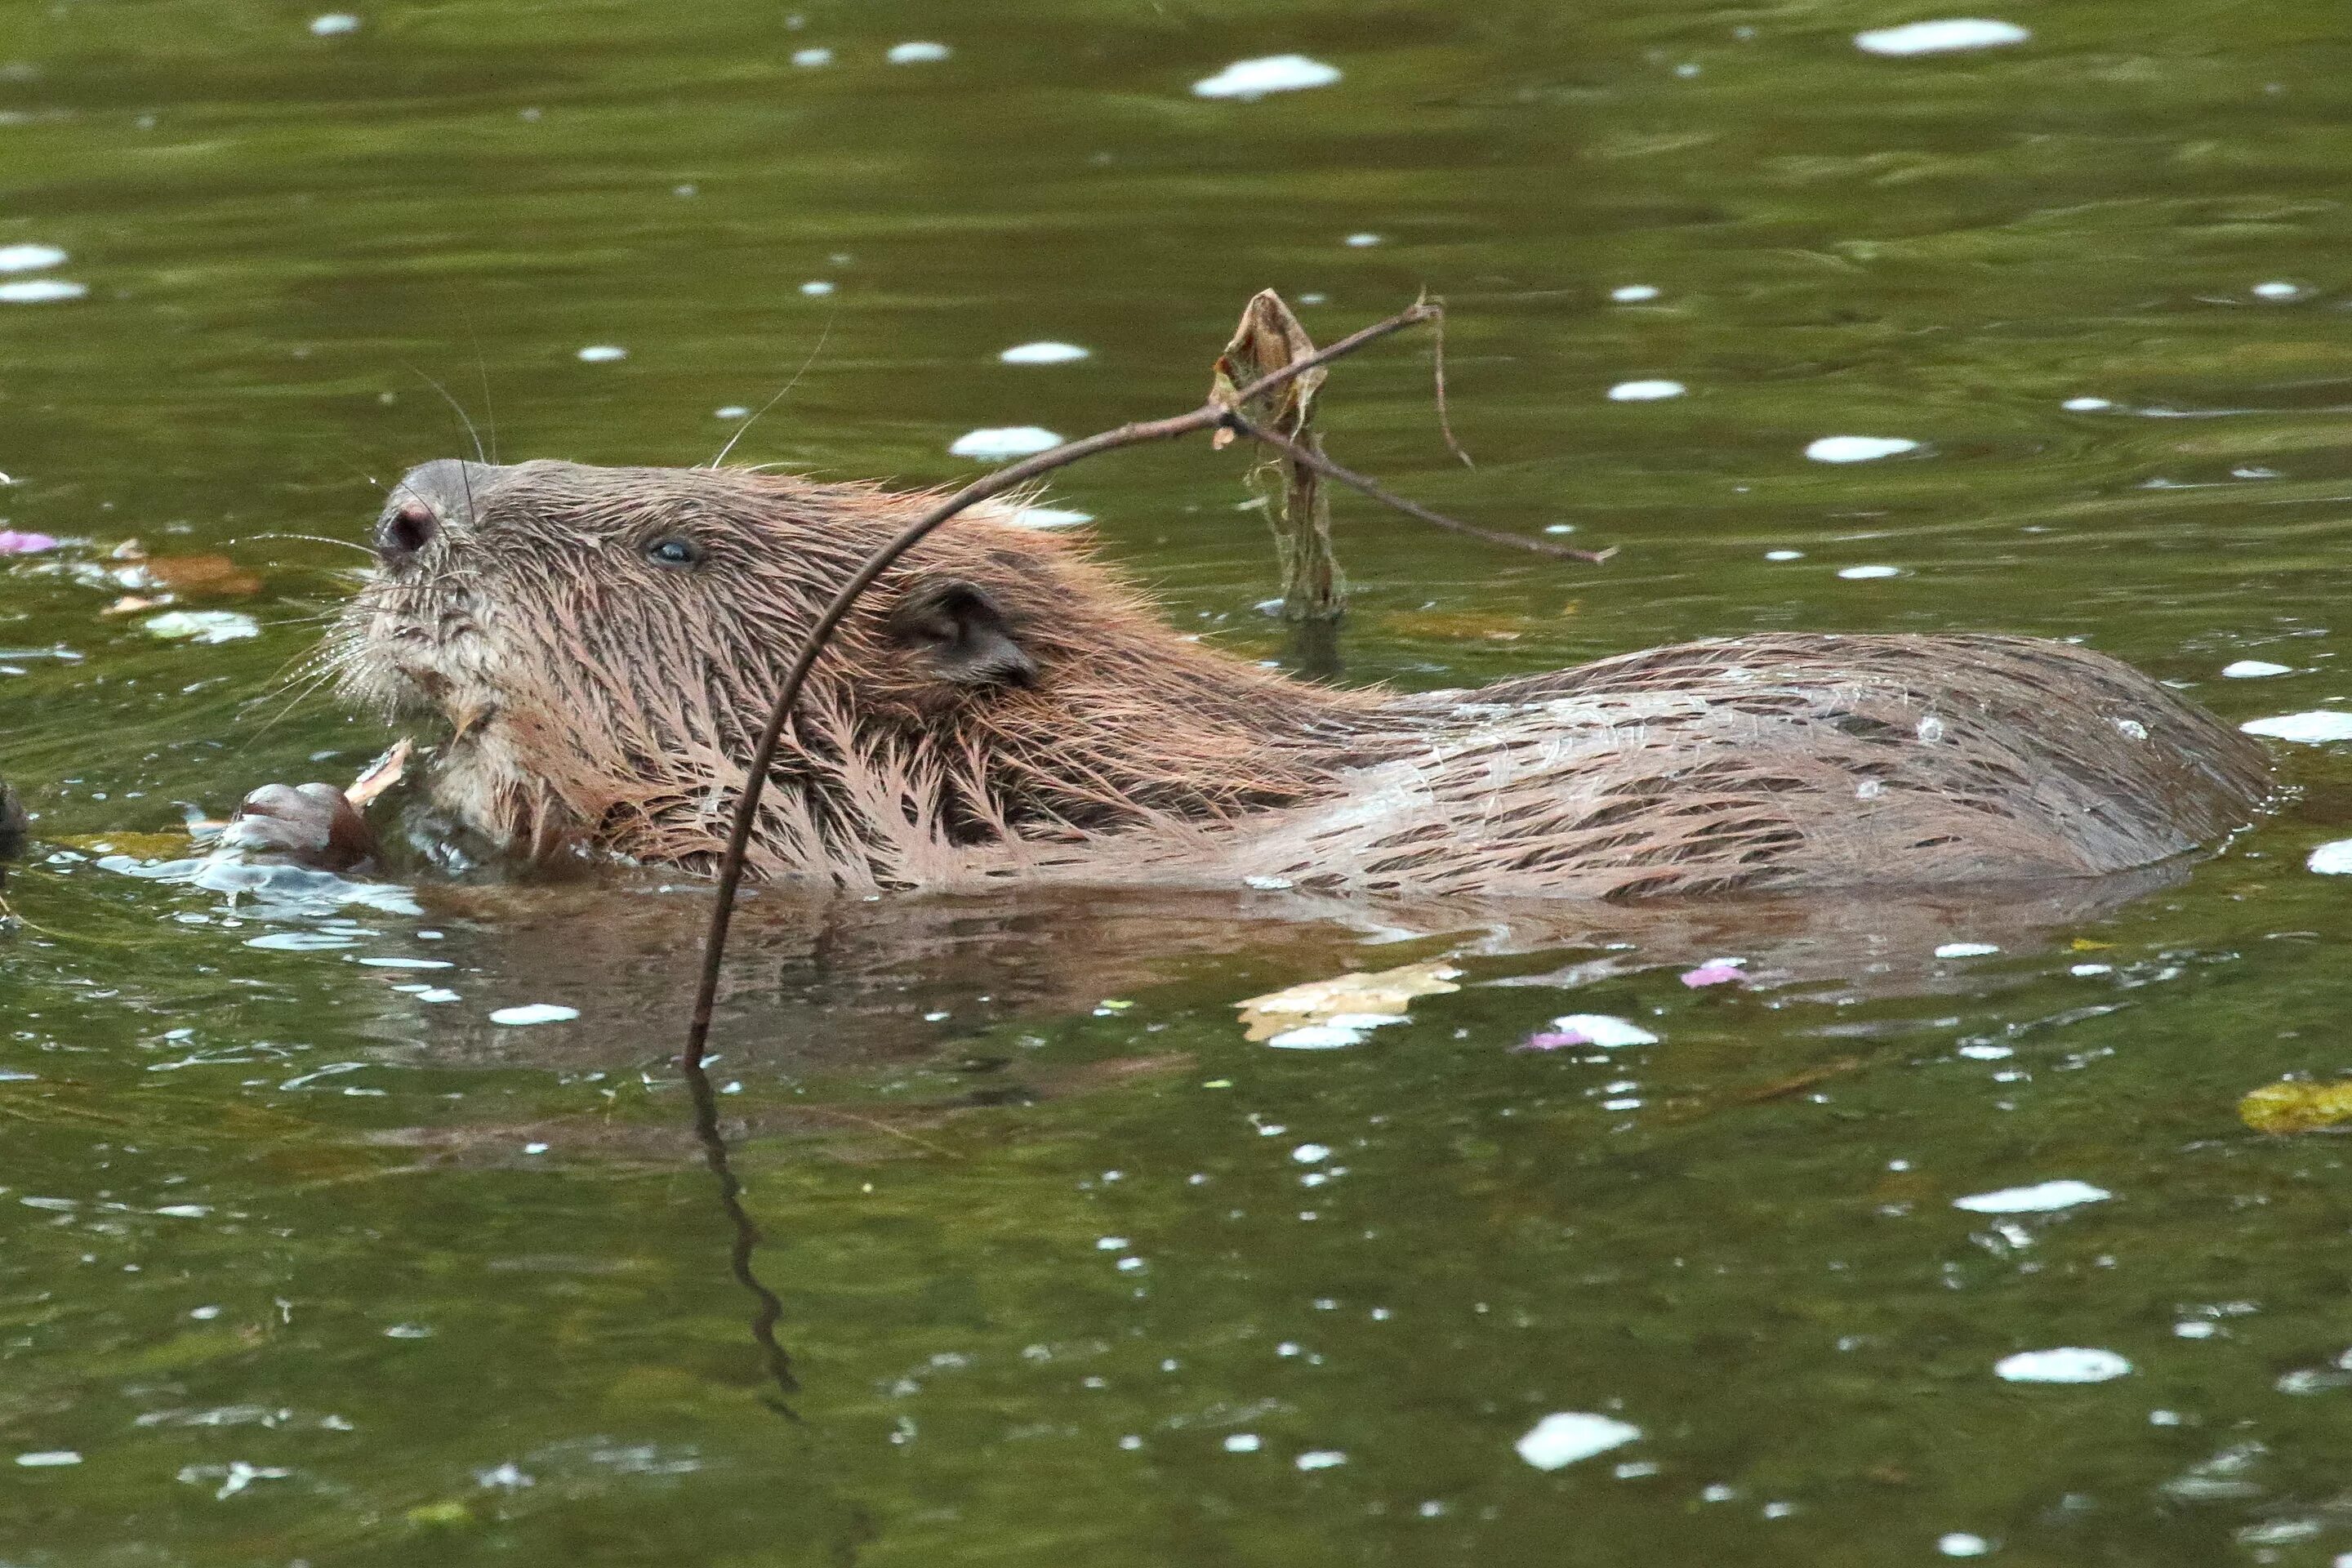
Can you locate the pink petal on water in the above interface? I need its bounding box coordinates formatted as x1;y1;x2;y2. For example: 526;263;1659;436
0;531;57;555
1680;962;1745;988
1518;1030;1592;1052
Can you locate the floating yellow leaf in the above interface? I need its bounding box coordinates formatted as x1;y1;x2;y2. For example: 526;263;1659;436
1236;960;1462;1047
2069;938;2115;952
2239;1079;2352;1135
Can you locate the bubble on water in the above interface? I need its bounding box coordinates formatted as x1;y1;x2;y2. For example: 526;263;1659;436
1610;284;1660;302
1953;1179;2109;1214
1223;1433;1262;1453
489;1004;578;1026
1807;435;1919;463
1994;1348;2131;1383
2221;659;2291;678
1935;942;1998;958
2252;280;2302;300
2243;710;2352;744
1296;1450;1347;1471
1839;564;1903;580
1608;379;1685;402
887;42;951;64
1938;1535;1992;1558
1766;549;1803;561
715;406;751;419
2306;840;2352;875
244;931;356;951
1517;1412;1642;1471
576;345;627;363
1343;233;1383;247
2062;396;2112;412
0;279;87;304
1193;55;1343;100
800;280;835;296
309;12;360;36
15;1450;80;1467
0;244;66;273
951;426;1063;460
1000;341;1089;365
1854;19;2029;56
792;47;833;67
1292;1143;1330;1164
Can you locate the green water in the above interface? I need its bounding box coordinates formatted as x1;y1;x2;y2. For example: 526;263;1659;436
6;1;2352;1561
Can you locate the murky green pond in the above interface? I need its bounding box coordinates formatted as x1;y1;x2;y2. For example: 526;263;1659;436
6;0;2352;1561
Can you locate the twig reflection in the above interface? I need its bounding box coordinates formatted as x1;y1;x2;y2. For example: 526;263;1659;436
681;1058;801;1418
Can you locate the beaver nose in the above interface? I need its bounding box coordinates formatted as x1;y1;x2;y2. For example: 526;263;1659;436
376;501;439;567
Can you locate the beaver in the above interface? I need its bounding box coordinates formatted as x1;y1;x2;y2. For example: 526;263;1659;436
273;457;2269;901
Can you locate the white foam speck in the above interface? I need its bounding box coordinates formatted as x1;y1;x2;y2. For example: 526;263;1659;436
0;244;67;274
2307;840;2352;875
887;41;951;64
1610;284;1660;302
1994;1348;2131;1383
1807;435;1919;463
1343;233;1383;247
799;280;835;296
1935;942;1999;959
2069;962;2112;976
2243;710;2352;744
1854;19;2029;56
715;405;751;419
1938;1534;1992;1558
2221;659;2291;679
1000;341;1089;365
1608;379;1685;402
2175;1320;2218;1339
2062;396;2113;412
1551;1013;1659;1048
1958;1044;2011;1060
1838;564;1903;580
415;988;461;1004
309;12;360;36
2253;280;2302;300
1766;549;1804;560
489;1004;578;1027
1296;1450;1347;1471
145;610;260;644
1001;506;1092;530
1192;54;1343;100
576;345;627;363
0;279;87;304
523;1142;549;1155
1292;1143;1330;1164
1267;1022;1374;1050
792;47;833;67
1517;1412;1642;1471
1223;1433;1262;1453
1954;1179;2110;1214
951;425;1062;460
15;1450;80;1468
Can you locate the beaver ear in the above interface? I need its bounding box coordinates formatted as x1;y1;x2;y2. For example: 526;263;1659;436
884;577;1040;689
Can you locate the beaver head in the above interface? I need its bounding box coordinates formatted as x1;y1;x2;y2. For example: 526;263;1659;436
332;458;1367;883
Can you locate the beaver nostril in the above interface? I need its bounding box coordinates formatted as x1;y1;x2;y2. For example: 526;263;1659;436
378;501;439;565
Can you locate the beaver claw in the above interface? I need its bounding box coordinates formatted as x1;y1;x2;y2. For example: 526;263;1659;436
220;783;381;873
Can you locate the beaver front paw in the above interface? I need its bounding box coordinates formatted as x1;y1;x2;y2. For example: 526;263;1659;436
218;783;381;873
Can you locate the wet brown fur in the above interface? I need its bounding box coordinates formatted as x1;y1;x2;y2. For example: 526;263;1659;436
330;459;2272;899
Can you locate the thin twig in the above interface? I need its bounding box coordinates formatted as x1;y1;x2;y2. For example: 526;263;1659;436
1222;411;1611;563
680;296;1604;1069
1428;301;1473;468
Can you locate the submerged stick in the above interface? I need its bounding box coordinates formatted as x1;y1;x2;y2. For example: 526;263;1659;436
680;296;1604;1069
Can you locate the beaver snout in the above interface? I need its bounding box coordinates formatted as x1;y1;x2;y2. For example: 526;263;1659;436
376;501;437;566
375;458;506;570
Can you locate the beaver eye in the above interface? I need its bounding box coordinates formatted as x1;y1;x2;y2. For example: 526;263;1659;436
646;536;705;569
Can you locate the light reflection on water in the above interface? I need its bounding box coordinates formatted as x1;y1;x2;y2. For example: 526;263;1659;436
6;0;2352;1561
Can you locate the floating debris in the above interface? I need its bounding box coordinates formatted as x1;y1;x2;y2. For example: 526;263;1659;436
142;611;259;644
1953;1179;2110;1214
1854;19;2029;56
1522;1013;1659;1051
1000;341;1090;365
0;530;57;555
1993;1348;2131;1383
1192;55;1343;100
950;426;1063;460
1516;1412;1641;1471
1236;960;1462;1049
2307;840;2352;875
2238;1078;2352;1134
1806;435;1919;463
1679;959;1744;987
2242;710;2352;743
1608;379;1685;402
489;1004;579;1027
